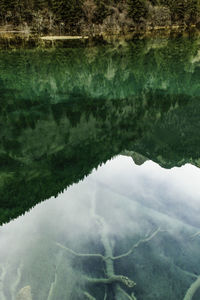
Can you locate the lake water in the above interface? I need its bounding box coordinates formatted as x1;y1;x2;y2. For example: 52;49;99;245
0;34;200;300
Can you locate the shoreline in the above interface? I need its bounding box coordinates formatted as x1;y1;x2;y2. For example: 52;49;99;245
0;26;199;49
0;23;198;36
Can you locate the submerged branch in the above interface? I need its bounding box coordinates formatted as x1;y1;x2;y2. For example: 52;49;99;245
117;286;137;300
47;270;58;300
0;264;7;300
183;276;200;300
191;231;200;239
174;264;198;279
104;287;107;300
11;262;23;300
86;275;136;287
84;291;96;300
107;228;161;261
56;242;104;259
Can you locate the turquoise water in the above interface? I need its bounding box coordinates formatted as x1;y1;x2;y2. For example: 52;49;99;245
0;35;200;299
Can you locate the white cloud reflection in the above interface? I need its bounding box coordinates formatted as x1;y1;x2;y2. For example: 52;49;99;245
1;156;200;300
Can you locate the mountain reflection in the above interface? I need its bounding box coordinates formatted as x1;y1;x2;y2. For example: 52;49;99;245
0;35;200;224
1;156;200;300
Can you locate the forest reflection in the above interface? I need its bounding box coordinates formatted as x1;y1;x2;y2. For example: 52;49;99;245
1;35;200;224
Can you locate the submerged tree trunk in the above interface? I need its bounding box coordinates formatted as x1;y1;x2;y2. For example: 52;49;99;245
90;196;136;299
57;192;161;299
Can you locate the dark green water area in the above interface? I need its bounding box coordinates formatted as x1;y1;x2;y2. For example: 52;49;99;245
0;34;200;300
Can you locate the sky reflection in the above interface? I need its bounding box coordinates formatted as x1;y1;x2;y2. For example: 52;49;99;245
1;156;200;300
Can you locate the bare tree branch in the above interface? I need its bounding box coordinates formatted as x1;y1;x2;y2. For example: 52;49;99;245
56;242;104;260
86;275;136;287
131;292;138;300
173;264;198;279
84;291;96;300
103;287;107;300
107;228;161;261
56;196;162;299
0;264;7;300
191;231;200;239
117;285;137;300
11;262;23;300
47;269;58;300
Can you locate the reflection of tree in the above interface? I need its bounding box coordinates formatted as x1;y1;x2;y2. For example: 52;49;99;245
57;197;161;299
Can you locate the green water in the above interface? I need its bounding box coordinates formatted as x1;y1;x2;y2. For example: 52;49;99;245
0;35;200;300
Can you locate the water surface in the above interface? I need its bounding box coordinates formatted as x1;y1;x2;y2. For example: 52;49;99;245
0;35;200;299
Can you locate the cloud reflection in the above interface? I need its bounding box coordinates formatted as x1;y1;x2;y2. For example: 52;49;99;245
1;156;200;300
